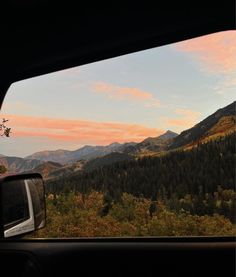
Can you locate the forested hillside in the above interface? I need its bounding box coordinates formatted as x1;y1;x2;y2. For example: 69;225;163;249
46;132;235;223
33;191;235;238
169;101;235;149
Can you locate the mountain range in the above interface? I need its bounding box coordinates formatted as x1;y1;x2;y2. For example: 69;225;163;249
125;130;178;156
1;101;235;177
0;156;43;173
25;142;137;164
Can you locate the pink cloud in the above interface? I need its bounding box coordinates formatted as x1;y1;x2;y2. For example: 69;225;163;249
164;109;200;127
174;31;236;74
92;82;160;106
3;114;163;144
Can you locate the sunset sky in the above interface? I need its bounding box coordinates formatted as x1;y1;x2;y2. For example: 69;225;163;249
1;31;235;157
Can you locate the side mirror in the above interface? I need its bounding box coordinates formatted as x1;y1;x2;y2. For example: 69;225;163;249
0;173;46;238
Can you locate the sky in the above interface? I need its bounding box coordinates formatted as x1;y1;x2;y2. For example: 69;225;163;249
1;30;235;157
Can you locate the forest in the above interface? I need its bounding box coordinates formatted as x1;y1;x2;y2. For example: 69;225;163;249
46;132;236;226
34;191;235;238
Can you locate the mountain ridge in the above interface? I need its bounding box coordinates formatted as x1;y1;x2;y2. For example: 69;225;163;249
1;101;235;175
26;141;138;164
0;156;43;173
124;130;178;155
169;101;236;150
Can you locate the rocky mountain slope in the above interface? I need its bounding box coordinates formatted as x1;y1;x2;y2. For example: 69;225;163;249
0;156;43;173
169;101;235;150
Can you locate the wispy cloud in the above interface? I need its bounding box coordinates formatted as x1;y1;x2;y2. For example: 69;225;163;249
3;114;163;145
92;82;160;107
214;76;236;95
164;109;201;128
174;31;236;74
174;31;236;96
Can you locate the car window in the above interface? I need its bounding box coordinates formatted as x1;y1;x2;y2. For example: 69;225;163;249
0;30;235;237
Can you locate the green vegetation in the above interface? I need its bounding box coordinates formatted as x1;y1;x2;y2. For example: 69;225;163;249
24;104;236;237
31;132;236;238
34;191;235;237
46;132;236;224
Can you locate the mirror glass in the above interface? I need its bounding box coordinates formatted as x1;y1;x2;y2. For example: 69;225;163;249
28;178;46;229
2;176;45;238
3;179;30;229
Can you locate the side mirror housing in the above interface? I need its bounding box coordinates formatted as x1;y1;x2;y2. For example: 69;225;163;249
0;173;46;238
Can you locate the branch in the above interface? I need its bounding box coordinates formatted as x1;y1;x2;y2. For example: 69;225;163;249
0;118;11;137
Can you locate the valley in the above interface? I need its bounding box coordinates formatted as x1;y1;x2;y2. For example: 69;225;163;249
1;101;235;238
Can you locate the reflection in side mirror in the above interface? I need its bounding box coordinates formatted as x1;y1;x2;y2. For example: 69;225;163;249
0;173;46;238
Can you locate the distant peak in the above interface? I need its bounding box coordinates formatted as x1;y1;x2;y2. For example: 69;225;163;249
157;130;178;140
108;142;121;146
166;130;178;135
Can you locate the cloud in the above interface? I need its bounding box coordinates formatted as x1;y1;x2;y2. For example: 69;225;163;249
92;82;160;107
174;31;236;74
214;76;236;95
2;114;163;145
164;109;201;127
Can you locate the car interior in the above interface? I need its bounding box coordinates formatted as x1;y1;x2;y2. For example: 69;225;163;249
0;2;235;277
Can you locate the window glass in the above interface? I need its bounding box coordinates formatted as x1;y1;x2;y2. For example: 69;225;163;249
0;31;235;237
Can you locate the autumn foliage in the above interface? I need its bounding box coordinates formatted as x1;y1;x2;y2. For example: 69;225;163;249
34;191;235;238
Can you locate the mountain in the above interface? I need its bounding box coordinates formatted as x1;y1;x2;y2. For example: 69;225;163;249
25;149;72;164
114;142;138;152
26;142;137;164
115;102;235;155
157;130;179;140
84;152;133;172
0;156;43;173
5;102;234;175
25;159;87;179
46;132;235;213
26;161;63;178
68;144;122;161
141;130;178;147
169;101;236;150
125;130;178;155
203;115;235;140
